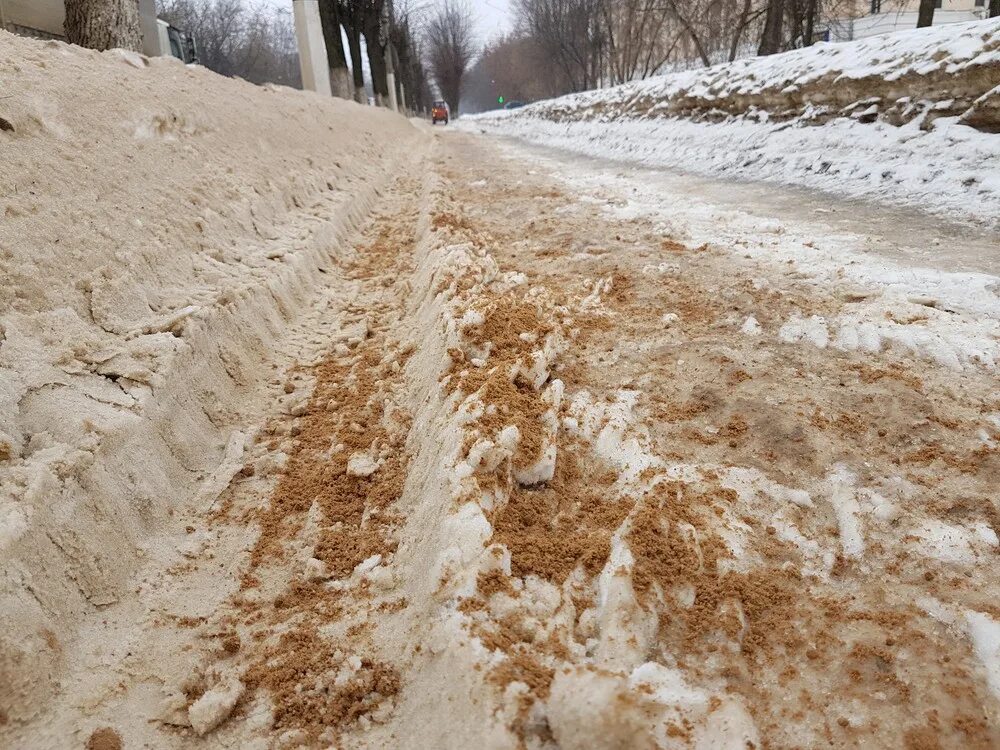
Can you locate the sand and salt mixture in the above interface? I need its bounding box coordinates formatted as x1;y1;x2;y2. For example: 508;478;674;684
3;27;1000;750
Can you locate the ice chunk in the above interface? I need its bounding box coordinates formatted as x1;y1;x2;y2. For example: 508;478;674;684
188;678;244;736
909;519;986;566
966;611;1000;702
546;663;759;750
827;467;864;559
779;315;829;349
0;501;29;551
347;452;379;477
740;316;761;336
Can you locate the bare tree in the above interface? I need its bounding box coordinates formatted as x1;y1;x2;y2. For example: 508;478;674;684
336;0;433;108
319;0;353;98
463;33;573;111
504;0;900;93
360;0;390;106
517;0;605;92
64;0;143;51
401;11;434;113
728;0;764;61
601;1;681;84
388;1;425;112
757;0;785;55
785;0;819;48
425;0;476;114
158;1;302;88
340;1;369;102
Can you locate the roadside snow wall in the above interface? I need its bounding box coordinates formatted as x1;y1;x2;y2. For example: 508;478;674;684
0;31;420;722
463;20;1000;226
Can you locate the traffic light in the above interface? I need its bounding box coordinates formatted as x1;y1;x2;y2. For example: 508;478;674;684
498;95;505;104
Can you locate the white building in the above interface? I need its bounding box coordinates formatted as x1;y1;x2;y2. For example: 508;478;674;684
826;0;990;41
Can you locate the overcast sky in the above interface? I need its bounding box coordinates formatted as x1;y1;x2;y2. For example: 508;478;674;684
470;0;513;43
270;1;514;46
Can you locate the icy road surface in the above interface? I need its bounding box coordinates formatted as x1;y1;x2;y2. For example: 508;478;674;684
10;126;1000;750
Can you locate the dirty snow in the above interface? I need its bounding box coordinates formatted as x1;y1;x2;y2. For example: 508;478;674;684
3;19;1000;750
463;20;1000;226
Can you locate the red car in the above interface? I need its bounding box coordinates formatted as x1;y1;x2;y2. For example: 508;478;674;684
431;101;449;125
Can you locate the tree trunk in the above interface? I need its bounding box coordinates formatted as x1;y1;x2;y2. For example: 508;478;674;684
988;0;998;18
362;12;388;104
390;44;403;112
917;0;935;27
318;0;352;99
804;0;817;46
443;82;460;115
340;2;367;102
729;0;754;61
347;30;366;101
758;0;785;56
64;0;142;52
385;40;398;112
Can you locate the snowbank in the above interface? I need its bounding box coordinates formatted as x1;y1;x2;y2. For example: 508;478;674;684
462;20;1000;226
0;30;419;722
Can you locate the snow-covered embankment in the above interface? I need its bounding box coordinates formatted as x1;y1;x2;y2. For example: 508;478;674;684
462;20;1000;226
0;30;420;722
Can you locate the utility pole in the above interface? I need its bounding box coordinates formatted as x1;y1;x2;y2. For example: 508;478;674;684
292;0;332;95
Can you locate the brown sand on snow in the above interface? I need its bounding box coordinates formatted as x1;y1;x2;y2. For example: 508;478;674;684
3;29;1000;750
407;136;996;748
206;133;996;747
201;176;428;743
10;124;1000;747
0;27;418;736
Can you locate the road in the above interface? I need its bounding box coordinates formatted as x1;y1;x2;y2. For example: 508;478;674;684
12;126;1000;750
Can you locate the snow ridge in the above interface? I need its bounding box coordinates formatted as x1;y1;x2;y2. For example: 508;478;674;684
463;20;1000;227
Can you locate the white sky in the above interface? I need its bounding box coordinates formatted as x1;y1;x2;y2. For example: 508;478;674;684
266;1;514;45
469;0;514;43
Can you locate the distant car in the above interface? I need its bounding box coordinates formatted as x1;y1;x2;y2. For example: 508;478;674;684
431;101;450;125
503;101;526;110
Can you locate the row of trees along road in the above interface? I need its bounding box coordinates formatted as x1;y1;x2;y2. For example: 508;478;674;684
56;0;1000;115
463;0;1000;113
57;1;483;116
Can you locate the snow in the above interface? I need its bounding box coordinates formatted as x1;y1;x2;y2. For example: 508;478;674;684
571;390;668;485
347;452;380;477
466;113;998;228
779;315;831;349
188;678;244;736
909;519;998;566
462;20;1000;227
740;316;762;336
966;611;1000;702
0;27;422;729
546;662;760;748
0;500;29;551
474;21;999;117
512;380;563;486
496;136;1000;378
779;301;1000;372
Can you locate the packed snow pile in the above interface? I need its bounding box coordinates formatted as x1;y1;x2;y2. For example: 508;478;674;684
463;20;1000;225
0;29;419;721
487;20;1000;129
